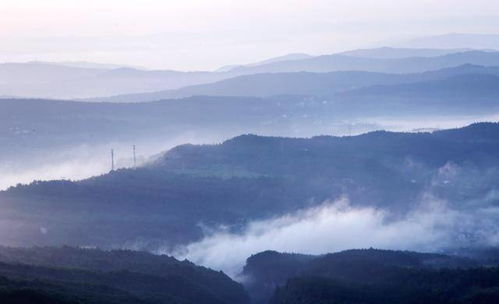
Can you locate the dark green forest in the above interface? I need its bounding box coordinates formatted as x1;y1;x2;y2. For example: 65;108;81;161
243;249;499;304
0;246;248;304
1;247;499;304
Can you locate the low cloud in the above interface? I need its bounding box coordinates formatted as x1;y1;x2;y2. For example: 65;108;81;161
168;195;499;278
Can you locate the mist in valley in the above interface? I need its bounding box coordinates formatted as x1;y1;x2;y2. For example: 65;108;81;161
166;163;499;277
2;1;499;303
3;113;499;191
0;132;224;190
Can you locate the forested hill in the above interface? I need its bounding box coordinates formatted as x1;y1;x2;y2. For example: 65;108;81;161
267;249;499;304
0;246;249;304
1;123;499;250
155;122;499;174
243;249;489;304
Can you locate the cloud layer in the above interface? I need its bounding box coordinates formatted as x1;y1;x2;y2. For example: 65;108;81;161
169;195;499;277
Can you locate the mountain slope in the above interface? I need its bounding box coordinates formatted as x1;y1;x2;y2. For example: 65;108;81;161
4;50;499;100
92;64;499;102
1;123;499;249
8;88;499;183
0;246;249;304
228;50;499;75
334;73;499;114
243;249;478;303
266;249;499;304
91;71;403;102
216;53;313;72
0;62;226;99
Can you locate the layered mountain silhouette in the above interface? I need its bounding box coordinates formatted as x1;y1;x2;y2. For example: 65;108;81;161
0;62;224;99
226;50;499;75
92;64;499;102
1;123;499;249
216;53;313;72
4;48;499;100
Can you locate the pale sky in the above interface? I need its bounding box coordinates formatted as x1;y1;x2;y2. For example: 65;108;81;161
1;0;499;70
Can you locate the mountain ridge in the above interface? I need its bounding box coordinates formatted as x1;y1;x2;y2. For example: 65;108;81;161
2;122;499;249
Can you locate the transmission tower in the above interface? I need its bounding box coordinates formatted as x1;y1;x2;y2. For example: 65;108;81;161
111;149;115;171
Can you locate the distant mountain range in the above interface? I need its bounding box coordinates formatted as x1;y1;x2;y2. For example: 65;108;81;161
216;53;313;72
226;50;499;75
4;47;499;100
91;64;499;102
3;68;499;172
337;47;475;58
0;62;225;99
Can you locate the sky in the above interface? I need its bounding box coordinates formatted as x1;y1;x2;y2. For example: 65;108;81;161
1;0;499;70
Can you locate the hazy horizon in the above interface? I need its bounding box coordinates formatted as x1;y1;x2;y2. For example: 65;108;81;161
2;0;499;71
3;2;499;303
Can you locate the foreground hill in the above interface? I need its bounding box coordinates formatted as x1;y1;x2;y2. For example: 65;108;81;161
243;249;494;304
0;246;249;304
1;123;499;249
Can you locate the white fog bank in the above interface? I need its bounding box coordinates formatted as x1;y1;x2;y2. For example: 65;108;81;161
168;196;499;278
